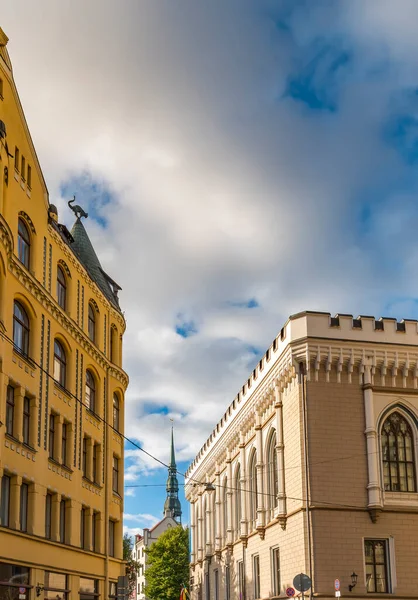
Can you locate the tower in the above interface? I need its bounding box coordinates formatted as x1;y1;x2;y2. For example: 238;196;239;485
164;427;182;521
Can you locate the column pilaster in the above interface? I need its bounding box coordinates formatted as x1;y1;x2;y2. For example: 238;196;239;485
9;475;22;529
255;413;265;537
274;382;287;528
239;435;248;541
226;451;233;547
214;465;221;554
51;493;62;542
363;362;382;521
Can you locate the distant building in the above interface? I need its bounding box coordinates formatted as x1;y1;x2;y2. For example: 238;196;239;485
185;311;418;600
134;428;182;600
0;25;128;600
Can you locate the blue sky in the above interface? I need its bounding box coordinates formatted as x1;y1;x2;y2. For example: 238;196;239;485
4;0;418;534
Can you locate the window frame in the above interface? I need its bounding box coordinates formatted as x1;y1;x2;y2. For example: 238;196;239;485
22;396;31;445
88;303;96;343
45;493;52;539
14;146;20;172
85;370;96;413
253;554;260;600
57;265;67;310
54;340;67;388
112;456;119;494
6;385;15;437
49;414;56;460
20;482;29;532
61;422;68;467
271;546;281;597
82;437;88;478
381;411;417;493
92;443;98;484
13;300;30;356
113;394;120;431
109;520;115;557
0;475;11;527
59;498;66;544
17;218;30;269
364;538;391;594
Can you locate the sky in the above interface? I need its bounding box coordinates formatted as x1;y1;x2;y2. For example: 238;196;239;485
4;0;418;535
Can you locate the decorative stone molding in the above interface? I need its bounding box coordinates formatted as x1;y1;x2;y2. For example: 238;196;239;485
18;211;36;234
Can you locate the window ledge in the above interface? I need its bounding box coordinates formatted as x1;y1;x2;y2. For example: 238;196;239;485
12;348;36;370
82;476;102;489
5;433;21;444
22;442;37;453
86;408;101;421
384;491;418;507
53;381;72;398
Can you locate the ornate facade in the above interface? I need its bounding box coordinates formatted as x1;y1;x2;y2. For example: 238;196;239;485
0;27;128;600
185;311;418;599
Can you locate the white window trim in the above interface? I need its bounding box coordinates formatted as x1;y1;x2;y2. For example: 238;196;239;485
362;536;396;594
270;545;280;597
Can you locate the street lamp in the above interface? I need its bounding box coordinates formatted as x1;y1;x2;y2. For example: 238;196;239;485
349;572;358;592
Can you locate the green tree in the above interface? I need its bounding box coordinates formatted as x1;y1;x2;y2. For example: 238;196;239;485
145;526;189;600
123;532;140;597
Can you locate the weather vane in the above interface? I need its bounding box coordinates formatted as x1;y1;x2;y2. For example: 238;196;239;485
68;195;88;220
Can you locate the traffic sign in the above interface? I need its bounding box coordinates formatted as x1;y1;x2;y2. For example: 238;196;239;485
334;579;340;591
293;574;312;593
335;592;341;598
286;588;296;598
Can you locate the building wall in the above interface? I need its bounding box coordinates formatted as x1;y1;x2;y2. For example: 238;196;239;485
0;29;128;600
186;311;418;599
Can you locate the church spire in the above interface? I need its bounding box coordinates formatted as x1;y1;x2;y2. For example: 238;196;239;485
164;426;182;521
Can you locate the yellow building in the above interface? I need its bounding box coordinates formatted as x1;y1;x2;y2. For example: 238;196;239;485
0;27;128;600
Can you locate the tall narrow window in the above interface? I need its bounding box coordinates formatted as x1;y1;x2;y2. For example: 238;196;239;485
13;300;30;355
49;414;56;459
253;555;260;599
57;266;67;310
27;165;32;189
234;465;241;540
80;507;86;549
113;394;120;431
22;396;31;445
237;561;244;600
20;482;29;532
62;423;68;466
82;437;88;478
271;547;281;596
0;474;10;527
222;478;228;546
109;520;115;557
225;566;230;600
17;218;30;269
365;540;389;593
45;493;52;539
60;498;66;543
112;456;119;493
85;370;96;412
54;340;67;387
93;444;98;484
249;451;258;531
92;512;98;552
214;570;219;600
88;303;96;342
14;146;20;171
381;411;416;492
21;156;26;181
6;385;15;436
267;431;278;521
110;326;118;363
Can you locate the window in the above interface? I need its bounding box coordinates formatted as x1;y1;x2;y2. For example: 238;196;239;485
234;465;241;539
112;456;119;493
365;540;389;593
44;572;68;600
57;266;67;310
27;165;32;189
13;300;29;355
214;570;219;600
45;493;52;539
14;146;19;171
17;218;30;269
93;444;98;484
0;475;10;527
271;547;281;596
82;437;88;478
109;583;117;600
225;566;230;600
54;340;67;387
204;573;209;600
0;78;3;98
62;423;68;466
237;561;244;600
267;431;278;521
20;483;28;532
21;156;25;181
85;370;96;412
49;414;56;459
249;451;258;531
80;507;86;549
110;326;118;363
0;563;30;599
109;520;115;557
59;499;66;543
381;412;416;492
92;512;98;552
253;555;260;599
22;397;30;445
79;579;99;600
6;385;14;436
88;303;96;342
222;477;228;546
113;394;120;431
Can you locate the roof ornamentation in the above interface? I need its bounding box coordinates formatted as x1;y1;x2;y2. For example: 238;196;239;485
68;195;88;220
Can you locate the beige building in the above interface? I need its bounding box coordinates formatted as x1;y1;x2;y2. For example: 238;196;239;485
0;26;128;600
185;311;418;599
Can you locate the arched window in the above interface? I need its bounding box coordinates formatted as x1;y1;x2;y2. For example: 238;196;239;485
53;340;66;387
249;451;258;531
57;266;67;310
234;464;241;540
110;325;118;363
85;370;96;413
222;477;228;546
17;218;30;269
88;303;96;342
113;393;120;431
266;430;278;521
13;300;29;356
381;411;416;492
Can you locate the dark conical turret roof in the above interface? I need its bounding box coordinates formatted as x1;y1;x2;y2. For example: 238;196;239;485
70;218;121;310
164;427;182;521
